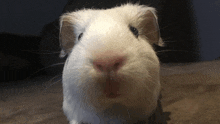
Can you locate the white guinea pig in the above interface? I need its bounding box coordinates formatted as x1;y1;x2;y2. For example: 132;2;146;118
59;3;164;124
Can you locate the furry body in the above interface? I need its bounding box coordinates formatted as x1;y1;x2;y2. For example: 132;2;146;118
59;3;163;124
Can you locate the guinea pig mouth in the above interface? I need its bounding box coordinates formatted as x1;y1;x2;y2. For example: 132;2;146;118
104;77;120;98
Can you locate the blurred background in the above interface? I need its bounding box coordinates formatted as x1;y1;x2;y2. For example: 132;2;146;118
0;0;220;83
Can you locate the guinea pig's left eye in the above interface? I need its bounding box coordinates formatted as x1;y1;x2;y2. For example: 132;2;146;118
129;25;139;38
78;33;83;41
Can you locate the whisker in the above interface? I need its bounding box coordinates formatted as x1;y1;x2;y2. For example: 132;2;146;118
127;109;131;119
43;74;62;92
156;50;200;55
51;33;60;39
52;25;60;31
20;50;60;54
162;40;178;43
23;63;64;80
160;66;178;71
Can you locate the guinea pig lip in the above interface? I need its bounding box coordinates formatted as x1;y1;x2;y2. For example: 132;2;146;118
104;88;121;98
105;93;121;98
103;77;120;98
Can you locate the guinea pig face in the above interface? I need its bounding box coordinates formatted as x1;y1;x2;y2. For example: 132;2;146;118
60;3;163;120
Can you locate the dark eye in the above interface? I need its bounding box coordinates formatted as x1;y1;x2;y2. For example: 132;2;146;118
129;25;139;38
78;33;83;41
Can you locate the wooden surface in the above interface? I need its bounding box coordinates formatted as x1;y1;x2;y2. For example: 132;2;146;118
1;60;220;124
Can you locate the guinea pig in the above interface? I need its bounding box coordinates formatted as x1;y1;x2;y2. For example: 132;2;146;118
59;3;164;124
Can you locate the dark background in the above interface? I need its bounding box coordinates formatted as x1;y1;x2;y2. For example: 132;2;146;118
1;0;220;82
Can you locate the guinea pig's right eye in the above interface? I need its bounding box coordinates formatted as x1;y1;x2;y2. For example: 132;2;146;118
78;33;83;41
129;25;139;38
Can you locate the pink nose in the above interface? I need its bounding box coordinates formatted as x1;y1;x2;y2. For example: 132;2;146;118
93;52;126;72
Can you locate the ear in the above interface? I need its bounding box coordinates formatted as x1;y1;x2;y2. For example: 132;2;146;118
59;14;75;58
140;10;164;47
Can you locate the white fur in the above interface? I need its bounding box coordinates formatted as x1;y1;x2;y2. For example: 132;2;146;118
60;3;161;124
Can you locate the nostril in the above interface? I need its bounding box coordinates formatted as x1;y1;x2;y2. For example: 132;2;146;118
113;61;123;71
93;61;105;72
96;64;103;71
114;62;120;69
